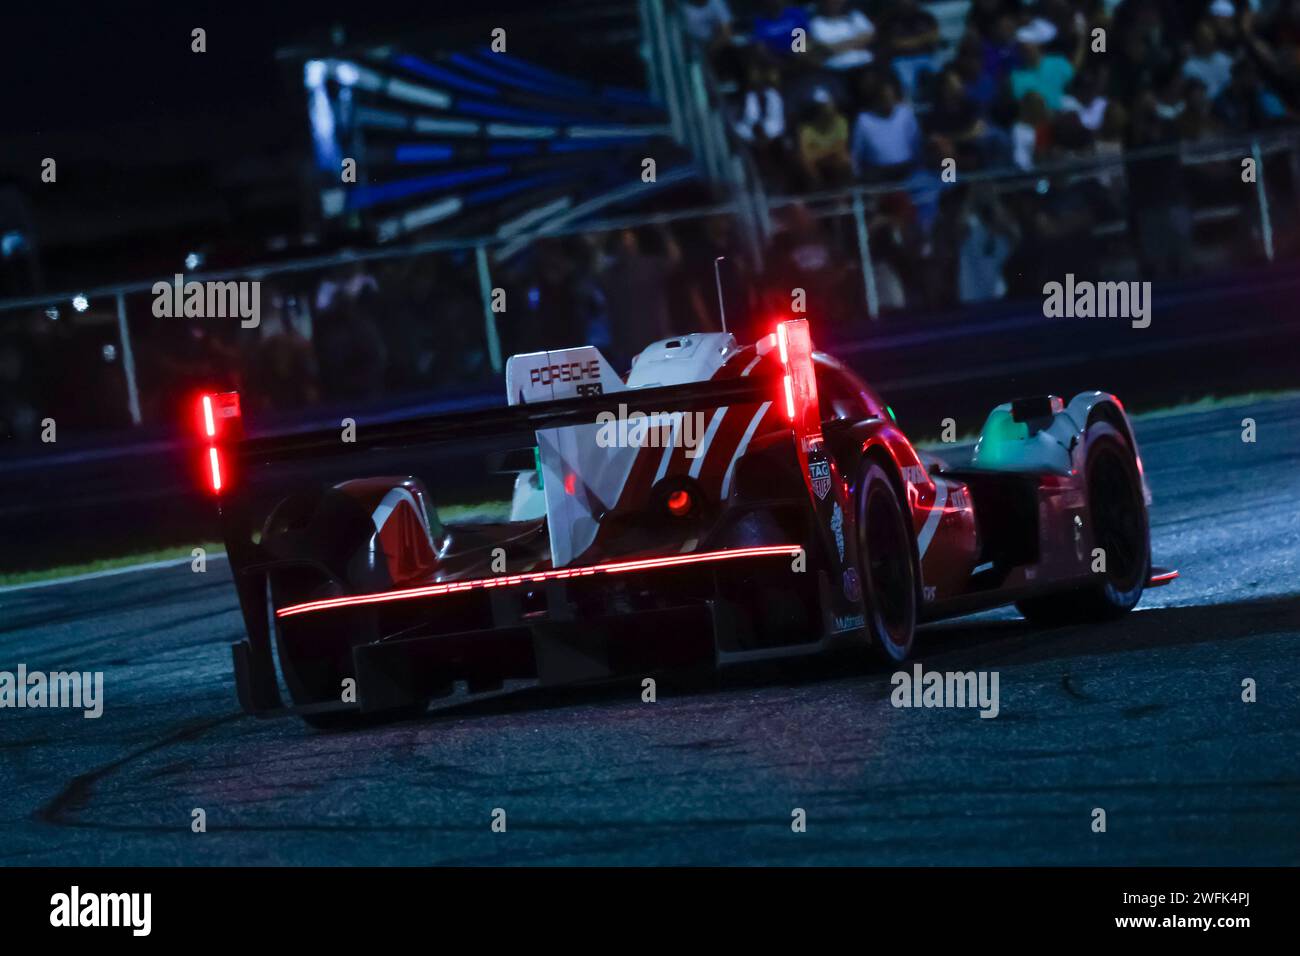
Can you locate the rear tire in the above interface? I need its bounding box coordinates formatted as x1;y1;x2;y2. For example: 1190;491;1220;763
856;460;919;661
1016;422;1149;625
269;576;425;730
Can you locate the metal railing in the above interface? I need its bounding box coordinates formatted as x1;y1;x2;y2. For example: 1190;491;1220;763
1;129;1297;443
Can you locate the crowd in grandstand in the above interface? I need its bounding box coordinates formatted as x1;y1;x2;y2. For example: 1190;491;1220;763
692;0;1298;182
680;0;1300;310
5;0;1300;439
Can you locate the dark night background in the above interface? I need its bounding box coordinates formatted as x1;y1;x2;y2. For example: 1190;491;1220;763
0;0;611;287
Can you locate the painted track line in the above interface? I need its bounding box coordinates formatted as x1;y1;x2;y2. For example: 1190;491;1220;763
0;552;228;594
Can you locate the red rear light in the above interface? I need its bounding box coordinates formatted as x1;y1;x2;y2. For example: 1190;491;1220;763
775;319;821;450
201;394;217;438
196;391;241;495
208;447;223;492
666;489;692;517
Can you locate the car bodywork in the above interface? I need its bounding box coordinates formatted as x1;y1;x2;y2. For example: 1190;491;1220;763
199;319;1173;722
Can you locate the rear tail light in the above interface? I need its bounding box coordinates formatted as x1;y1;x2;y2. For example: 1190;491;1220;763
666;489;693;517
775;319;821;451
208;447;223;492
196;391;241;494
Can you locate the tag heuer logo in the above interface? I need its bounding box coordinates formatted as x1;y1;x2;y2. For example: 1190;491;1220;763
809;459;832;500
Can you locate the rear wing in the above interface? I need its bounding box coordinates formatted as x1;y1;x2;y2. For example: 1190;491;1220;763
195;320;823;550
195;317;820;493
225;374;778;468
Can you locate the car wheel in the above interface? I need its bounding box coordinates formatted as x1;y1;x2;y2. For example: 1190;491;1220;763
269;575;424;730
1016;422;1150;625
856;460;919;661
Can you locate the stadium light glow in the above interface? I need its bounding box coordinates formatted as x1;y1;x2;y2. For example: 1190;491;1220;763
335;61;360;86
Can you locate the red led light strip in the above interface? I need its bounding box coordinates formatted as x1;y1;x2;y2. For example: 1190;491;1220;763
777;322;795;420
208;446;223;492
201;394;217;438
275;544;803;619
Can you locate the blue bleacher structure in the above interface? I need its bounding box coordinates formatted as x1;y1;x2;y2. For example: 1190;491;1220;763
303;47;699;253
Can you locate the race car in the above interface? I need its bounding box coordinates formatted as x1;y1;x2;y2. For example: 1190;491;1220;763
198;319;1176;727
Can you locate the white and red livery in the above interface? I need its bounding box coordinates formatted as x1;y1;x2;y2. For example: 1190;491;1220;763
201;320;1175;727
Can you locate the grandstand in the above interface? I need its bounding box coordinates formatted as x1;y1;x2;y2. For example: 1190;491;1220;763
297;49;698;245
3;0;1300;444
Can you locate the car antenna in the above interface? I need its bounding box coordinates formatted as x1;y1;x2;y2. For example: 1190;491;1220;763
713;256;728;334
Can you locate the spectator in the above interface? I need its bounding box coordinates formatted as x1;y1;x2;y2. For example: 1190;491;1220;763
1037;0;1085;61
879;0;942;99
1264;0;1300;49
956;186;1019;304
931;67;1010;167
1183;19;1235;100
751;0;810;58
1110;5;1177;103
982;14;1025;82
600;227;683;367
1127;92;1194;278
968;0;1022;42
954;32;1001;114
765;203;852;327
809;0;876;72
1093;101;1129;191
732;59;788;184
679;0;733;51
796;87;853;189
528;239;590;352
1214;57;1290;130
314;265;388;401
1061;64;1110;131
1011;42;1075;110
1012;91;1051;170
1242;3;1300;109
904;135;955;238
866;193;921;311
1154;66;1187;123
1006;169;1102;296
244;290;319;411
682;215;751;331
850;76;920;179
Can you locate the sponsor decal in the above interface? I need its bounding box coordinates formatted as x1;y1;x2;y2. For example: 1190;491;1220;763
832;613;865;632
528;359;600;386
809;458;832;500
831;502;845;560
843;567;861;603
902;464;928;486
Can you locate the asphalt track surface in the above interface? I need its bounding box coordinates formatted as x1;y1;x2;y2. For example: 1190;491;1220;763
2;397;1298;866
